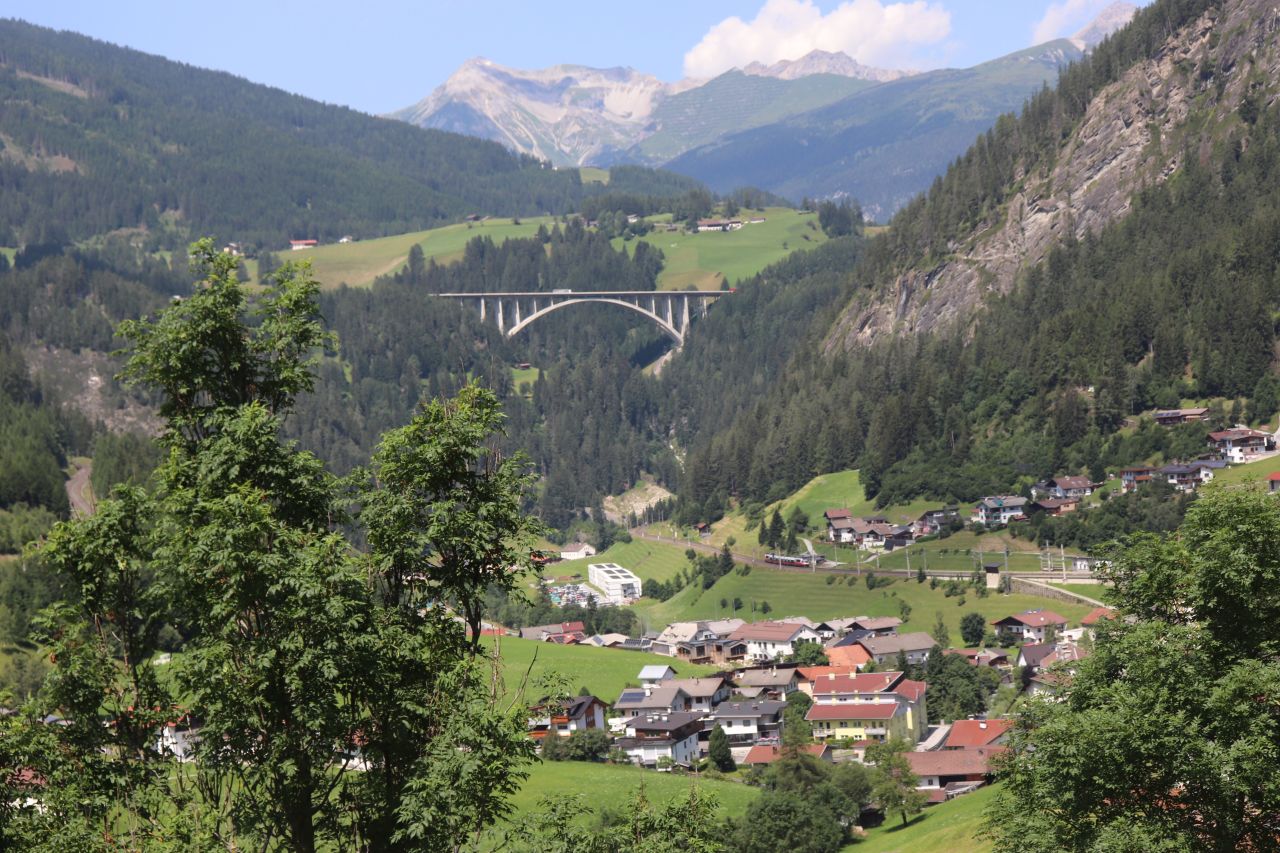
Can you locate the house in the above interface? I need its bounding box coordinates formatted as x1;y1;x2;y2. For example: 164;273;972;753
914;507;959;537
806;701;914;744
943;718;1012;749
587;563;641;604
638;665;676;688
734;666;800;699
825;509;855;543
848;616;902;637
742;743;832;766
1015;643;1056;673
856;632;937;666
1043;476;1096;499
727;621;823;662
991;610;1068;644
518;621;586;643
613;684;691;716
944;648;1011;670
156;715;201;762
711;700;786;745
653;621;746;662
338;235;353;244
559;543;596;561
1029;497;1080;517
1120;466;1155;493
1154;407;1210;426
528;695;608;740
1208;428;1274;462
905;747;1006;789
827;644;873;669
1080;607;1117;628
696;218;744;232
1157;460;1225;492
971;496;1028;527
583;632;630;648
617;713;704;768
805;670;929;741
665;677;731;713
1270;472;1280;493
288;239;318;251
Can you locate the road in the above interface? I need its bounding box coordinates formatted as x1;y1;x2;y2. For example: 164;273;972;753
65;462;95;518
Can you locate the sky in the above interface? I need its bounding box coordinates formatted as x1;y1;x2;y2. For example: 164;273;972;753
3;0;1148;115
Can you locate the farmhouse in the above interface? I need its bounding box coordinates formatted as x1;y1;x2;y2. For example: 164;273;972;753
1158;460;1226;492
1120;466;1155;493
518;621;586;643
991;609;1068;643
288;239;317;250
1154;407;1209;425
695;218;743;232
559;543;596;560
906;747;1005;790
617;713;704;768
1207;427;1273;462
1042;476;1096;499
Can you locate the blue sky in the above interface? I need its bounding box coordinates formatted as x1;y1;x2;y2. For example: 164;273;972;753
4;1;1146;114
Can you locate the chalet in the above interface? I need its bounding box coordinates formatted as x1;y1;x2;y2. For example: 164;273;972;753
528;695;608;740
1154;407;1210;426
734;666;799;699
1029;497;1079;517
288;239;318;251
711;700;786;745
848;616;902;636
664;677;731;713
653;622;719;656
1158;460;1226;492
906;747;1006;789
518;621;586;643
613;685;691;716
991;609;1068;643
824;508;855;543
1120;467;1155;493
971;496;1027;527
1208;427;1273;462
943;718;1012;749
742;743;832;765
618;713;704;768
1043;476;1096;499
856;632;936;666
727;621;822;662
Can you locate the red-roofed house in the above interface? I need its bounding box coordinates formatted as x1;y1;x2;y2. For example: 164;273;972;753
827;645;873;669
943;718;1012;749
991;609;1068;643
807;701;911;743
1269;472;1280;493
1080;607;1117;627
289;239;318;250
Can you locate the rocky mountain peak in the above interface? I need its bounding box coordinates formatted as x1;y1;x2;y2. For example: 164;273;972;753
740;50;914;82
1071;2;1139;49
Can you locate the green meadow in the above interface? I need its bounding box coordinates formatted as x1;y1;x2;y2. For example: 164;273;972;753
846;783;998;852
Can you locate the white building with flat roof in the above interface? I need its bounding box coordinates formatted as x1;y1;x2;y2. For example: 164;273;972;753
587;563;641;604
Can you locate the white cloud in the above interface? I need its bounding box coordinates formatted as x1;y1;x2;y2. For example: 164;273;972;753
682;0;951;79
1031;0;1109;44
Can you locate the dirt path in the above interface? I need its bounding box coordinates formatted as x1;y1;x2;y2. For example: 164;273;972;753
66;462;94;518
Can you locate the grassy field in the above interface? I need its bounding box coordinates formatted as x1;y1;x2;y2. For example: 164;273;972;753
577;166;610;185
617;208;827;290
629;564;1096;636
283;216;554;289
1049;582;1111;603
510;365;541;391
483;635;714;702
848;784;997;852
1206;453;1280;487
502;760;758;829
549;539;693;584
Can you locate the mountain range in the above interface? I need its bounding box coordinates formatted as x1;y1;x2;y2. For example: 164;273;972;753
394;3;1136;217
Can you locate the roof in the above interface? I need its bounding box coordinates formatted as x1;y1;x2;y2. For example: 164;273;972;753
1032;498;1078;510
614;685;687;711
824;508;853;520
1269;472;1280;482
638;665;675;681
857;632;937;657
976;495;1027;510
1050;476;1093;490
852;616;903;632
623;711;704;734
665;677;727;699
945;719;1013;748
992;609;1068;628
805;671;903;695
906;747;1007;777
1018;643;1055;668
743;743;831;765
1080;607;1117;626
829;629;875;647
1208;428;1270;441
737;668;798;688
827;645;872;668
806;702;900;721
712;700;786;719
894;679;927;703
828;518;855;530
655;622;704;645
703;618;745;636
728;621;815;643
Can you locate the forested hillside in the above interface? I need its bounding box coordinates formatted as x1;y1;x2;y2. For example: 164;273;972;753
0;20;654;249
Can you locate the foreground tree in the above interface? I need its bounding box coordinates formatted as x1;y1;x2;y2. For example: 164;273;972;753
867;739;926;827
0;241;540;851
709;725;736;772
987;486;1280;852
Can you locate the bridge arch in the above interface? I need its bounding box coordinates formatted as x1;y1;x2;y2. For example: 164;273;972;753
505;297;684;344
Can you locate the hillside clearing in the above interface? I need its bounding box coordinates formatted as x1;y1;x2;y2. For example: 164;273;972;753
847;783;997;852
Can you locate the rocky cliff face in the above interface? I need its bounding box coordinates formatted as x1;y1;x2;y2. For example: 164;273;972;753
824;0;1279;355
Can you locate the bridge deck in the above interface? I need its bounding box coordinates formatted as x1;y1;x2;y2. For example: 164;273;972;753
436;290;728;297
